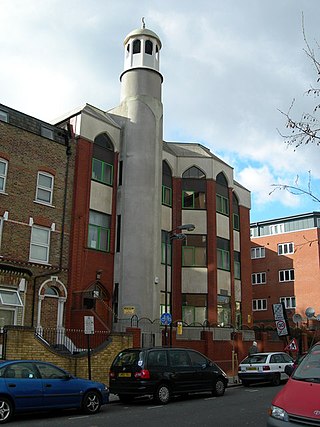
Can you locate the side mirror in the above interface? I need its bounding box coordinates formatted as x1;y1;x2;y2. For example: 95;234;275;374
285;365;294;376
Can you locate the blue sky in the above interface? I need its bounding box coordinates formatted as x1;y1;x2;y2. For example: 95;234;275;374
1;0;319;222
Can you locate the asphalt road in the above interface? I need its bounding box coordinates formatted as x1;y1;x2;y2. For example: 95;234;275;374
9;383;282;426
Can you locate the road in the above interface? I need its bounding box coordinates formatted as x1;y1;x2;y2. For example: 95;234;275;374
10;383;281;427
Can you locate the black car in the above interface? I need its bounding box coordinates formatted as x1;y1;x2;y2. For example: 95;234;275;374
109;347;228;404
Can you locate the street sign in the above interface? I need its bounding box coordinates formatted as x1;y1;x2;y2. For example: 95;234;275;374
160;312;172;326
84;315;95;335
272;303;289;336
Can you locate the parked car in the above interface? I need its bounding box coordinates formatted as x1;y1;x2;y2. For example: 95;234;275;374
268;342;320;426
109;347;228;404
238;352;294;386
0;360;109;424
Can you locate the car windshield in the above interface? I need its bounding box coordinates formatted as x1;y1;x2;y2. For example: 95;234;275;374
293;344;320;382
112;350;142;367
241;355;268;364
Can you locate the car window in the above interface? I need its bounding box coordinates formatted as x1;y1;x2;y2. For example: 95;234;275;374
282;354;293;363
270;354;282;363
36;363;68;379
0;363;39;379
147;351;167;367
189;351;207;367
294;345;320;380
112;350;142;367
242;355;267;364
169;350;190;367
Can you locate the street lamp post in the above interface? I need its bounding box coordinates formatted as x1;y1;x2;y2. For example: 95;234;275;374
164;223;195;346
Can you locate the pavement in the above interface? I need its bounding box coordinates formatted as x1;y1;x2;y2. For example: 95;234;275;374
108;376;241;403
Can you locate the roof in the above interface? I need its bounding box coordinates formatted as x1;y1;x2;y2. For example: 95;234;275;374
124;27;162;48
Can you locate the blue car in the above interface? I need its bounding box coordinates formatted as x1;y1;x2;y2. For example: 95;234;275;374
0;360;109;423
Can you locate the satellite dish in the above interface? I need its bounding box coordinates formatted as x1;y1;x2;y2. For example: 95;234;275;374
305;307;316;319
293;313;303;324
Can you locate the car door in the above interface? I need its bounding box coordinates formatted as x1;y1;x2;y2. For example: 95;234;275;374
167;350;195;393
35;362;81;409
2;362;43;410
188;350;212;391
269;354;287;378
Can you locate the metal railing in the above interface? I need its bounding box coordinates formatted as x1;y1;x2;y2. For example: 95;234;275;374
35;327;110;355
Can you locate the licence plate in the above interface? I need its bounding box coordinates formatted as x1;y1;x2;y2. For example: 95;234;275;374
247;367;256;371
118;372;131;378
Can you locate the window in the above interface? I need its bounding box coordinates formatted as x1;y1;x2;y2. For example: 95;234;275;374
278;243;294;255
270;223;284;234
232;194;240;230
251;247;265;259
233;213;240;230
217;295;231;326
216;173;229;216
88;210;111;252
182;167;205;179
145;40;153;54
217;237;230;271
216;194;229;215
161;230;172;266
279;269;294;282
182;190;206;209
41;126;54;140
253;299;267;311
36;172;54;204
182;294;207;324
0;159;8;193
92;158;113;185
29;225;50;263
280;296;296;309
133;39;141;54
162;186;172;206
252;272;266;285
182;235;206;267
234;251;241;279
0;217;3;251
0;110;8;123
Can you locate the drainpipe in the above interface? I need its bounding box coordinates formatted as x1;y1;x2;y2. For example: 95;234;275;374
31;124;72;327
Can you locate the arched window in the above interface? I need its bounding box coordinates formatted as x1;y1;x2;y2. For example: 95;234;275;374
162;161;172;206
216;172;229;216
44;286;59;296
133;39;141;54
182;166;206;209
92;133;114;186
145;40;153;55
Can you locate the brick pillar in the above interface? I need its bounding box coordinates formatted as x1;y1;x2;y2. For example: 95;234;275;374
125;327;141;347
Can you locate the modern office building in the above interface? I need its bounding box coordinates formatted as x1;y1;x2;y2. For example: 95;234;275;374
251;211;320;329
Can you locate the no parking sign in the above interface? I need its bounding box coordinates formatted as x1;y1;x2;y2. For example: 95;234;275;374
273;303;289;337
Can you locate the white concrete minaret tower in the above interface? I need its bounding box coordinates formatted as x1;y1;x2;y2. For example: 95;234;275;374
112;19;163;334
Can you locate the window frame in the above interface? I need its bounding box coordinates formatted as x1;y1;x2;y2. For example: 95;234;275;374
252;299;267;311
182;190;206;209
280;296;296;309
0;158;8;193
252;272;266;285
279;269;295;282
217;248;230;271
0;110;8;123
92;158;113;186
251;247;265;259
162;185;172;207
29;225;50;264
216;194;229;215
35;171;54;205
278;242;294;255
88;210;111;252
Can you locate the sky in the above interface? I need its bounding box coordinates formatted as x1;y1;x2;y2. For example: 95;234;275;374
1;0;320;222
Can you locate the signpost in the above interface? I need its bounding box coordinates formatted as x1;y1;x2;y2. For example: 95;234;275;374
84;316;94;380
272;303;290;337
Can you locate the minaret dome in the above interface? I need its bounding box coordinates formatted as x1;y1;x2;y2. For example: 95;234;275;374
123;18;162;73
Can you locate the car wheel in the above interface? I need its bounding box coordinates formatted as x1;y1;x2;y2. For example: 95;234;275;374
212;378;226;396
0;397;13;424
153;383;171;404
82;390;101;414
118;394;134;404
271;373;281;386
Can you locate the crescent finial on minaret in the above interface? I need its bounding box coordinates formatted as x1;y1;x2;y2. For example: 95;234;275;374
141;17;146;29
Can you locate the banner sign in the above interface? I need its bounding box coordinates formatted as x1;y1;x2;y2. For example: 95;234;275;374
272;303;290;337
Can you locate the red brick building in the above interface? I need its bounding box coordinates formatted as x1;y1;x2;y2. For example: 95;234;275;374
0;103;74;332
251;212;320;329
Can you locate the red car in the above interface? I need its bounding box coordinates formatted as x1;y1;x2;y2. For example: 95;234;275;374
268;343;320;426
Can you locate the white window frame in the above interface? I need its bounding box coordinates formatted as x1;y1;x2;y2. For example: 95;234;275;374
252;272;266;285
279;269;294;282
35;172;54;205
0;110;8;123
29;225;50;264
251;247;265;259
252;299;267;311
280;296;296;309
0;158;8;193
278;242;294;255
270;224;284;235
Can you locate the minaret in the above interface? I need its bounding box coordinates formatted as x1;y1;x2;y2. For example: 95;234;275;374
112;20;163;335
